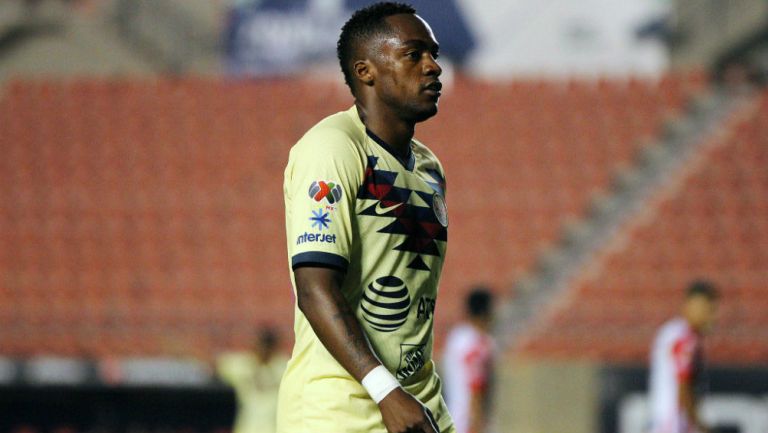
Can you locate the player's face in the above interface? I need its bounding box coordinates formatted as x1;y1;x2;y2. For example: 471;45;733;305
686;295;717;333
372;14;442;122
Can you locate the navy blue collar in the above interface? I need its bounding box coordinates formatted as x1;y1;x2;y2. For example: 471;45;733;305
366;129;415;171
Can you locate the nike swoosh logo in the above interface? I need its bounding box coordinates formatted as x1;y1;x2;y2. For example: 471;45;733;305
375;201;403;215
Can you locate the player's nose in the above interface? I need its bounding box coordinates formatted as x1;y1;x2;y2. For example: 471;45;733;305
424;56;442;77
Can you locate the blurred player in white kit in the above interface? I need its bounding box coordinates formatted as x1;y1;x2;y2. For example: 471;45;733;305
442;288;496;433
648;280;719;433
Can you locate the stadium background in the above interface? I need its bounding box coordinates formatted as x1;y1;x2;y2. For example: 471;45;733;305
1;0;767;432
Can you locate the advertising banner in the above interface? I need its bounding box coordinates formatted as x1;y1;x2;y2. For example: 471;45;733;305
225;0;670;78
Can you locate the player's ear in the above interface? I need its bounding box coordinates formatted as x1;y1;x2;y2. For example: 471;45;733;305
353;60;375;87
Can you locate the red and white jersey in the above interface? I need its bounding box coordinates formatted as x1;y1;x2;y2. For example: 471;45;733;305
648;317;703;433
442;323;494;433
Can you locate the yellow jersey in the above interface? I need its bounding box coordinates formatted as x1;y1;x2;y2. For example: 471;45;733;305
278;106;453;433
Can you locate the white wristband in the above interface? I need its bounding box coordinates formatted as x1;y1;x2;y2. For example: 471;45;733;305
361;365;401;404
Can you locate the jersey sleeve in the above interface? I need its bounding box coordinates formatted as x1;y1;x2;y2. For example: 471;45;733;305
285;129;362;272
671;336;696;383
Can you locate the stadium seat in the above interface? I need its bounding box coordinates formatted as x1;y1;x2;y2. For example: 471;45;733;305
522;89;768;364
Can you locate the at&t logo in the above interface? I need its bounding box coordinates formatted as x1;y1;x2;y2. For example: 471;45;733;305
360;276;410;332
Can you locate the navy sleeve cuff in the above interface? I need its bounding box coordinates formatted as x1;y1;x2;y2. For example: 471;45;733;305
291;251;349;272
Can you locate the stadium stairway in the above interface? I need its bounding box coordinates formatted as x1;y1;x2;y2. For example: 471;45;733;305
511;85;768;364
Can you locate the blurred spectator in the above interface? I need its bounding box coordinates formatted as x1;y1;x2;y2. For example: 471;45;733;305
442;287;496;433
648;280;719;433
216;328;287;433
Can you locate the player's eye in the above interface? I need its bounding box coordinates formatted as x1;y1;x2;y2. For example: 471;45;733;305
407;51;421;61
431;51;440;60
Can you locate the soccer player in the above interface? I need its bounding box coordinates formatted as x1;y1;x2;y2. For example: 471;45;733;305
217;328;287;433
648;280;719;433
277;3;452;433
442;288;496;433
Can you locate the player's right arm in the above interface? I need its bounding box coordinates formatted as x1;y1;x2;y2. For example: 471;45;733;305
286;131;437;433
294;266;378;380
294;267;438;433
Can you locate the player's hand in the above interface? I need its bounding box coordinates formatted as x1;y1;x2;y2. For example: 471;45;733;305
378;387;439;433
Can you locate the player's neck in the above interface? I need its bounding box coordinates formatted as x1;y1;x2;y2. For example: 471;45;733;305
682;314;703;335
255;353;271;365
356;101;414;158
468;318;490;334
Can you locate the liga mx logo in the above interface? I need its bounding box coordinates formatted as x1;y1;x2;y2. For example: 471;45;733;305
361;276;411;332
309;180;342;205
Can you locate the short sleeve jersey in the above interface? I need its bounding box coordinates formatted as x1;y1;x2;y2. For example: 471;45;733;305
648;317;703;433
280;106;450;431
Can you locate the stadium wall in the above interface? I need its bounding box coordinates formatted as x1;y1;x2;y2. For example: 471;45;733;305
495;361;768;433
495;358;600;433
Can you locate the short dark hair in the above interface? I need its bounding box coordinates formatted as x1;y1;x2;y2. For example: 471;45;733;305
337;2;416;94
466;287;494;318
686;279;719;300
